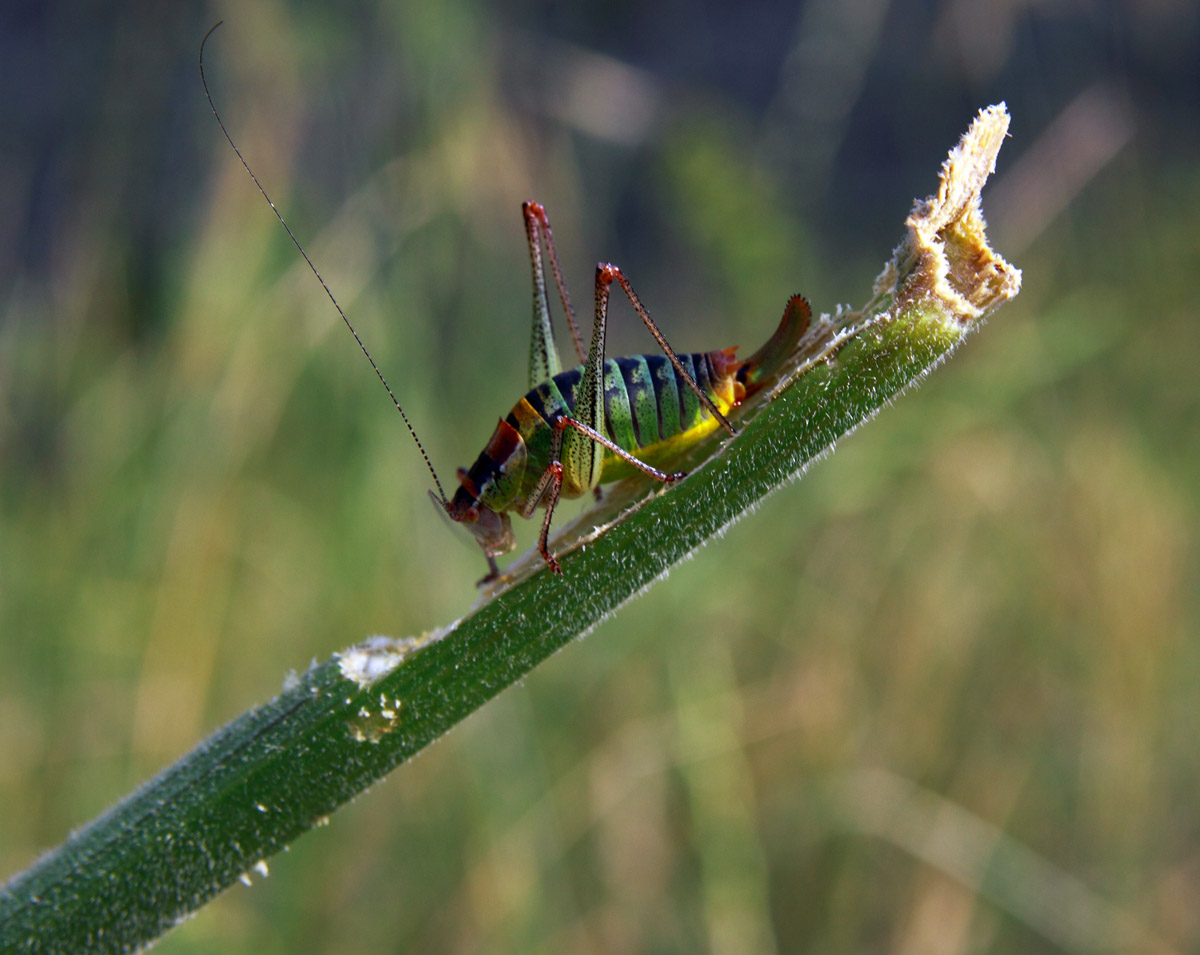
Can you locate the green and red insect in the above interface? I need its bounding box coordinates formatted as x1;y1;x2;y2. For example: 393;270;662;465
201;24;809;583
442;201;810;580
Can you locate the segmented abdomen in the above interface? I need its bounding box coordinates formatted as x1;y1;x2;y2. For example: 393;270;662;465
507;352;728;453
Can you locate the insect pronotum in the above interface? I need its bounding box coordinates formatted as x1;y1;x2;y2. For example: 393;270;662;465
200;23;810;583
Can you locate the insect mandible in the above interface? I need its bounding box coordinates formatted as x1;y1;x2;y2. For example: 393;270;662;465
200;24;810;583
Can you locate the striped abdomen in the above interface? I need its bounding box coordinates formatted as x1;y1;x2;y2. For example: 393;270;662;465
453;349;743;515
509;350;743;481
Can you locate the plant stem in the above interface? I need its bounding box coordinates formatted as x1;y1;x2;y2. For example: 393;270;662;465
0;104;1020;954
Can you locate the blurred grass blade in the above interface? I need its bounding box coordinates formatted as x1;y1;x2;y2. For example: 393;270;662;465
0;105;1020;954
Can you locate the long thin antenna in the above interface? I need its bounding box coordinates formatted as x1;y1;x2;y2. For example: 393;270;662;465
199;21;448;506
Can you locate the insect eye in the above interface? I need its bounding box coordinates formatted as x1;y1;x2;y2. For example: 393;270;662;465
465;506;479;522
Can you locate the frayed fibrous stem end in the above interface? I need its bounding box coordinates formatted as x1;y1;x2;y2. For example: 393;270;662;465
874;103;1022;326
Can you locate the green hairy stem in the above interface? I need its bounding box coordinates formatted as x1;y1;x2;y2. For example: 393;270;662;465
1;105;1020;954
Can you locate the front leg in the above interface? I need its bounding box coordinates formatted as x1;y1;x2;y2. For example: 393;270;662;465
523;415;685;575
520;416;571;574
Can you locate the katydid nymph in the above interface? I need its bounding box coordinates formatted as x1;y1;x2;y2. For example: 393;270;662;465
200;23;810;583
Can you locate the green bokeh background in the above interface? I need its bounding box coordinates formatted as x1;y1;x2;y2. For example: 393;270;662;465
2;2;1198;952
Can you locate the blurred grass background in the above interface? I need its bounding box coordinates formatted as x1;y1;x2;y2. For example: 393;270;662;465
1;1;1198;952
